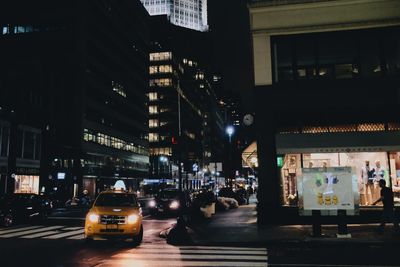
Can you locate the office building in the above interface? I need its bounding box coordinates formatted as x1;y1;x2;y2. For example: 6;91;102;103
141;0;208;32
0;0;150;198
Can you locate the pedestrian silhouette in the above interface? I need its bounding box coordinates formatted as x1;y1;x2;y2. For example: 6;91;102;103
372;179;399;233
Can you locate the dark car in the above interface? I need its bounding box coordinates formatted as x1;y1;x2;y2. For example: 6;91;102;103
218;187;247;205
0;194;52;227
149;189;192;216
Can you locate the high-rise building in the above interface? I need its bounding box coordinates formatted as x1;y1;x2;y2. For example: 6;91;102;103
146;16;224;191
0;0;150;198
140;0;208;32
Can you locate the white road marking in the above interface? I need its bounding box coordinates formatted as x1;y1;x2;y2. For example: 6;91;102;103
98;244;268;267
20;230;60;239
63;227;84;230
67;234;85;240
112;253;268;261
43;229;84;239
129;248;267;255
0;226;43;235
137;244;267;251
98;260;268;267
0;226;65;238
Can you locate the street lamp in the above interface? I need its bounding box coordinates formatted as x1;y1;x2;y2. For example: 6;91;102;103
226;125;235;143
225;125;235;188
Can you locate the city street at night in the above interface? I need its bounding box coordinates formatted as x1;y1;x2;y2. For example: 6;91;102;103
1;204;400;267
1;0;400;266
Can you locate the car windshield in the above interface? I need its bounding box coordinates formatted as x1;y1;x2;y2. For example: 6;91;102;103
95;193;137;207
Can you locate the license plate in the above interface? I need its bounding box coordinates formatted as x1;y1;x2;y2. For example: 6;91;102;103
106;224;118;229
158;208;164;212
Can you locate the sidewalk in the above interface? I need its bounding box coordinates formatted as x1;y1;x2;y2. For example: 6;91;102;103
188;198;400;247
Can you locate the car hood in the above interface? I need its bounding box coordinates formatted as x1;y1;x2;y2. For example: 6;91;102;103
89;206;140;216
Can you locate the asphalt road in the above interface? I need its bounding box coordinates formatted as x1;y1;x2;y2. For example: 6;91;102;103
1;211;399;267
0;216;176;267
0;216;268;267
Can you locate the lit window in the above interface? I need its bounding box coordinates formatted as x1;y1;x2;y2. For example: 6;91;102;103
149;78;172;87
149;105;158;114
149;92;158;101
2;26;9;35
149;66;158;74
149;52;172;61
149;119;159;128
159;65;173;73
82;128;148;156
149;133;159;142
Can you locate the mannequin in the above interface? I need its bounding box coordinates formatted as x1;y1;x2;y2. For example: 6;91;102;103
361;160;374;205
373;160;385;201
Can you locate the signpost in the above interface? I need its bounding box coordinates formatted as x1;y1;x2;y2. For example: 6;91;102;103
298;167;358;238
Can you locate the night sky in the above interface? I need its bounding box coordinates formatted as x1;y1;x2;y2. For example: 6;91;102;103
208;0;254;113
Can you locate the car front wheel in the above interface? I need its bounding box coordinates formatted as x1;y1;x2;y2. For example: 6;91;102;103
132;225;143;246
3;213;14;227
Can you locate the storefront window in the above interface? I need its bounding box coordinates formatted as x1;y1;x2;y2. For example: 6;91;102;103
14;175;39;194
280;152;397;207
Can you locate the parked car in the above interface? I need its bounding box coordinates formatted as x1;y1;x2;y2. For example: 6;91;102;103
218;187;247;205
0;193;52;227
149;188;192;216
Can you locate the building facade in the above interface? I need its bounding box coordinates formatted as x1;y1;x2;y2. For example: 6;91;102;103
249;0;400;224
147;16;224;191
140;0;208;32
0;0;150;199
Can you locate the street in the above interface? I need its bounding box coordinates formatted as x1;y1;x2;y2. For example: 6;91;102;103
2;203;400;267
0;215;268;267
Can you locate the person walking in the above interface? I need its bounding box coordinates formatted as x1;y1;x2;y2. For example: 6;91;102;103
372;179;399;233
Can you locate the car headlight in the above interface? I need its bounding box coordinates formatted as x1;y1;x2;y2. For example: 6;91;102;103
169;200;180;209
88;213;99;223
127;214;139;224
148;200;156;208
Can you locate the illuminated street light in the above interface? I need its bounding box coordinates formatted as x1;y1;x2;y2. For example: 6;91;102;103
159;156;168;162
226;125;235;143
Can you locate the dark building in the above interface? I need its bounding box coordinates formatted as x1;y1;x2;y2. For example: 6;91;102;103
147;16;225;190
249;0;400;224
0;0;150;199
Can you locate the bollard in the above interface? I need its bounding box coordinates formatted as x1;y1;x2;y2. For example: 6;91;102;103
311;210;322;237
337;209;351;238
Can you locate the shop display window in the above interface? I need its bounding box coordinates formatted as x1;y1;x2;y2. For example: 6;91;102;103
280;152;397;207
14;175;39;194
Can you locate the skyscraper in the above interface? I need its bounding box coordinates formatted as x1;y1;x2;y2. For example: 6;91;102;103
141;0;208;32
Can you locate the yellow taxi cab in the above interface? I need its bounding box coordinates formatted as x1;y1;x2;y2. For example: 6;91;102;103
84;189;143;245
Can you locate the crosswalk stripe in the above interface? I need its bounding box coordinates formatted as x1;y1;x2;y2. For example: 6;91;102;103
20;230;60;239
112;253;268;261
128;248;267;255
98;260;268;267
0;226;65;238
43;229;84;239
67;234;85;240
63;227;84;231
137;245;266;251
0;225;43;235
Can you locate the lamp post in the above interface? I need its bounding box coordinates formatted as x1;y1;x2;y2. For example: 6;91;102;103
226;125;234;143
225;125;235;187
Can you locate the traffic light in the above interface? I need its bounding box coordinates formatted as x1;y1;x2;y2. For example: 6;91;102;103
172;136;178;145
